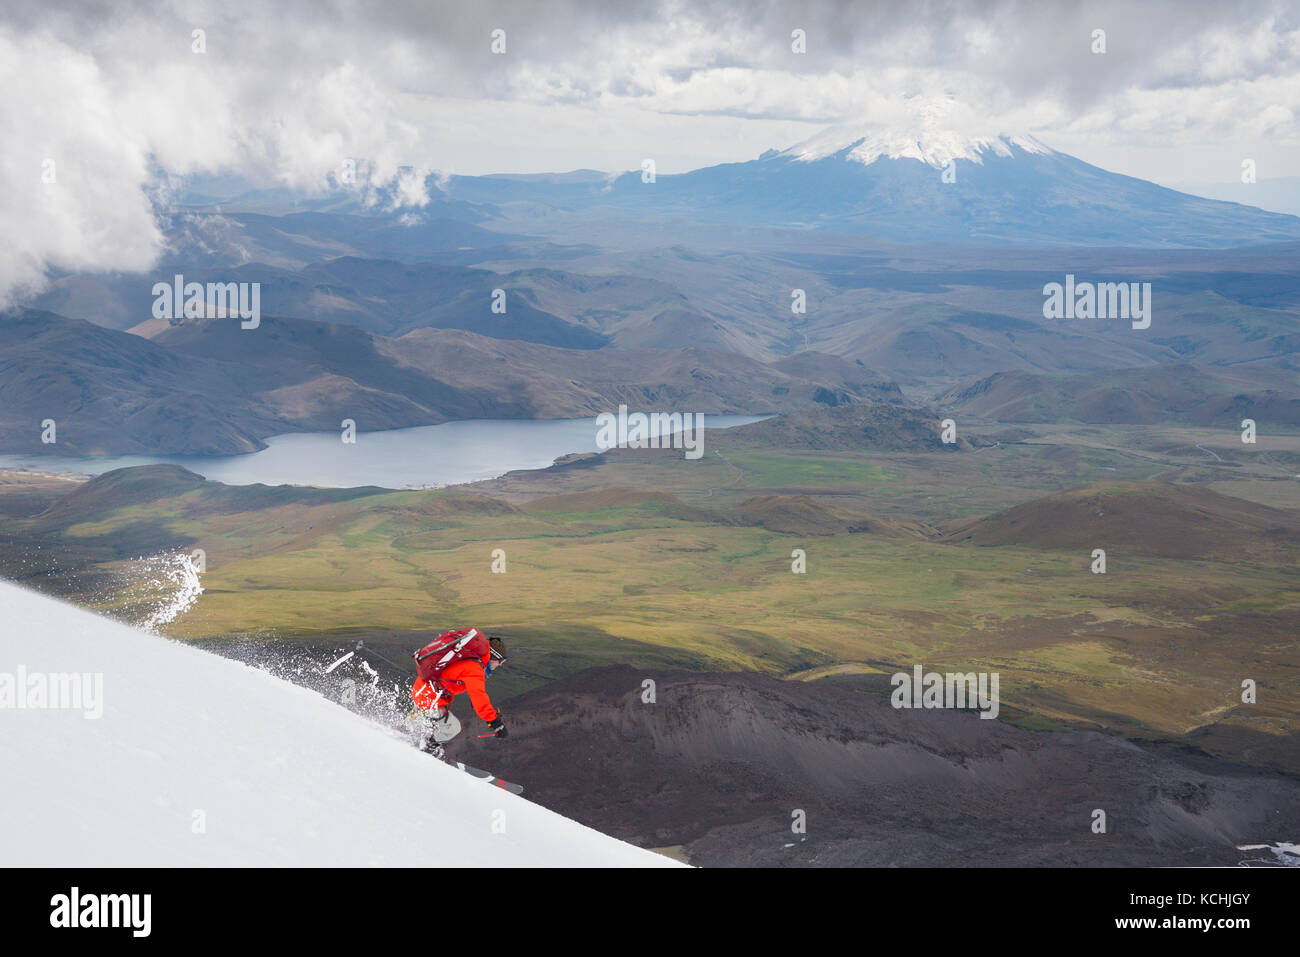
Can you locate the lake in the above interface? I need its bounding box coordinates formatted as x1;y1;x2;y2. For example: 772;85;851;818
0;415;769;489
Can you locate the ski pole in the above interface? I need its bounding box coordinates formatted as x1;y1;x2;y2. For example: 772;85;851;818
353;639;411;673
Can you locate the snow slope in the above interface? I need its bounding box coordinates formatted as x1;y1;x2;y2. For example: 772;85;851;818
0;581;681;867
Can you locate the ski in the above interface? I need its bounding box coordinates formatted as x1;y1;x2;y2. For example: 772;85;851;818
431;751;524;795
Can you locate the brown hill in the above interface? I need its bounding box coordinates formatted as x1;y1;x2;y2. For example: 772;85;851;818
34;463;203;509
0;311;278;455
768;353;906;405
1;310;905;456
727;494;913;537
723;401;974;452
939;362;1300;426
943;481;1300;561
384;331;903;418
33;465;386;528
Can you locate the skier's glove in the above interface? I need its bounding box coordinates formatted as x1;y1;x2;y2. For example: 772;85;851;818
488;715;508;738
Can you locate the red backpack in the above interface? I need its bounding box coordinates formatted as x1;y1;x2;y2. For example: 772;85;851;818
412;628;489;685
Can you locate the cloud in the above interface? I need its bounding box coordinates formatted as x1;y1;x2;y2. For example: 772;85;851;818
2;28;162;304
0;4;434;306
2;0;1299;306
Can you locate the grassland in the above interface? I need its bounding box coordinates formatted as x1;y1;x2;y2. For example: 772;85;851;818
3;422;1296;774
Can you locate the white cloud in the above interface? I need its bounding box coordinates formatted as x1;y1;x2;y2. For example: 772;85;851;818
1;29;162;304
3;0;1300;306
0;11;433;306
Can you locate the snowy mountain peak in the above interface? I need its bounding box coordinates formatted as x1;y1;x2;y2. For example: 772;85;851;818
778;125;1054;169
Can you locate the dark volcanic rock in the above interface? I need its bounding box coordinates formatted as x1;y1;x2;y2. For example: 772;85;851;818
451;666;1300;867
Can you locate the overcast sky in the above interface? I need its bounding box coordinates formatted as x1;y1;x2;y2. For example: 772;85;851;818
4;0;1299;303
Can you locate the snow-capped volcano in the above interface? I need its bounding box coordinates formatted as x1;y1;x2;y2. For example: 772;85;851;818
778;125;1054;169
446;120;1300;247
602;121;1300;246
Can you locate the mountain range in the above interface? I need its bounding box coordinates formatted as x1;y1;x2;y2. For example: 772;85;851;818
153;125;1300;250
939;362;1300;426
7;123;1300;459
0;309;903;455
442;126;1300;248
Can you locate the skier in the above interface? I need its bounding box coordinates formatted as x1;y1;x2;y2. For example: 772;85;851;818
410;628;508;757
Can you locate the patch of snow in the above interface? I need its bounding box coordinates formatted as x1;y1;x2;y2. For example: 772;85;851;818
1236;842;1300;867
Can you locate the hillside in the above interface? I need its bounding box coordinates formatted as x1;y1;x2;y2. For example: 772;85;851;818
30;464;387;528
40;255;732;352
4;461;1299;778
939;363;1300;426
944;482;1300;561
726;494;915;537
0;310;278;455
0;309;903;455
384;330;897;417
522;487;721;523
0;580;680;867
452;666;1300;866
723;401;974;451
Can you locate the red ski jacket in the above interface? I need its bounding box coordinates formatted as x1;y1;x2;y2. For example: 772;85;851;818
412;656;499;722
